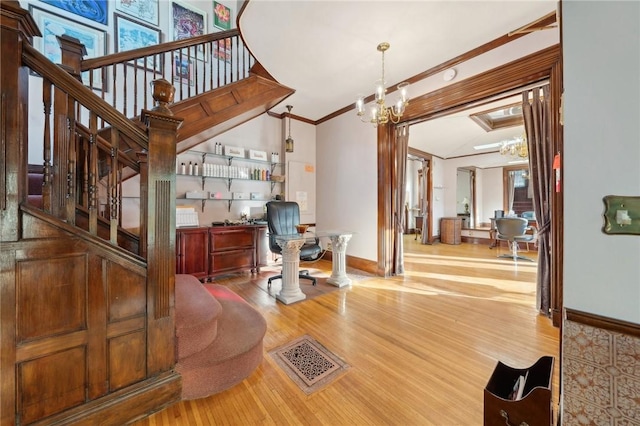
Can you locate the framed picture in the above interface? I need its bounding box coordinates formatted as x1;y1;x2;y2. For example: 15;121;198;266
173;56;194;86
30;5;106;89
213;2;231;30
115;0;159;27
213;38;232;64
40;0;108;25
115;14;163;72
171;1;207;61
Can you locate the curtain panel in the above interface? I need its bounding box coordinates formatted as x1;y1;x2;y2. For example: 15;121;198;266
523;85;553;315
394;124;409;274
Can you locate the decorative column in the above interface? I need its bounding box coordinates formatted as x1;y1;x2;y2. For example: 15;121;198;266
326;233;353;287
275;237;306;304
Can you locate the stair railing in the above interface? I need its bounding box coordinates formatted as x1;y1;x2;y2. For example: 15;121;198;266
81;29;255;124
22;41;182;257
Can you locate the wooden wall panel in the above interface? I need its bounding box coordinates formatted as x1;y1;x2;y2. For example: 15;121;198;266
18;346;86;424
16;254;86;342
109;330;146;392
107;261;146;321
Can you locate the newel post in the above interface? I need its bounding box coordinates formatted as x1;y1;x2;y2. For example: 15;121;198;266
0;1;40;242
52;35;86;221
141;78;183;374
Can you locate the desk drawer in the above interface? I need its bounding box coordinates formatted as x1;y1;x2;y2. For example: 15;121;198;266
209;248;254;274
209;228;254;251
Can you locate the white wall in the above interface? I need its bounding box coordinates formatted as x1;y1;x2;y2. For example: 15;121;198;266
316;112;378;261
285;118;317;225
480;167;504;225
563;1;640;324
436;152;503;235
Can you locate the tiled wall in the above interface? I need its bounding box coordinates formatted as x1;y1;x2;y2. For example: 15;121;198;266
562;310;640;425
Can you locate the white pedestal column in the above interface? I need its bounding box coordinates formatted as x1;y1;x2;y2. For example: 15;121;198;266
326;233;352;287
275;237;306;304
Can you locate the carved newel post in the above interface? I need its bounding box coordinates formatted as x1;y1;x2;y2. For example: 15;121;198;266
151;78;176;114
141;78;183;375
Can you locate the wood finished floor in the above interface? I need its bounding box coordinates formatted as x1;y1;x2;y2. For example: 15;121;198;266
134;237;557;425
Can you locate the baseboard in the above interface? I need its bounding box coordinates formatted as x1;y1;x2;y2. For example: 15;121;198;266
33;372;182;425
322;251;377;275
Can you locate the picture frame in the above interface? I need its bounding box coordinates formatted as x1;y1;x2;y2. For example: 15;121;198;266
115;14;163;73
40;0;108;25
213;2;231;30
30;5;106;90
213;37;232;63
173;56;194;86
171;1;207;61
115;0;159;27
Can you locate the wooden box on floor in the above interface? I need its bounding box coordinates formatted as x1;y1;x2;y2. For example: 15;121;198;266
483;356;554;426
440;217;462;244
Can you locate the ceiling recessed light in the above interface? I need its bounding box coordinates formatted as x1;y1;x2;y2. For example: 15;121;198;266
473;142;502;150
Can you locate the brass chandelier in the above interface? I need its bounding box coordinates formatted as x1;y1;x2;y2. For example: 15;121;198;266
500;133;528;159
356;42;409;126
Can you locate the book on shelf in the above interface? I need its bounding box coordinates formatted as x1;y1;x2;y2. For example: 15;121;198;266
508;370;529;401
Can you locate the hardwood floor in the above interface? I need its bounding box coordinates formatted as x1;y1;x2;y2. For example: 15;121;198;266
134;237;558;425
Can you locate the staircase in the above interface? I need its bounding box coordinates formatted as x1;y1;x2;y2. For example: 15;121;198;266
175;275;267;400
1;2;285;424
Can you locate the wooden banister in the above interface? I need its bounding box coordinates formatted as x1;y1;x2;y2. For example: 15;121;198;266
22;43;149;149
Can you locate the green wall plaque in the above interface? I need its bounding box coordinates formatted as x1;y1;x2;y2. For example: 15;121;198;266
602;195;640;235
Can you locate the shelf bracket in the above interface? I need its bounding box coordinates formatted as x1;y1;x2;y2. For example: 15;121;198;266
227;200;232;212
227;178;233;191
201;199;206;212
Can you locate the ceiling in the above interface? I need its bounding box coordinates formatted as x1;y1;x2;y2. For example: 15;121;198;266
239;1;558;167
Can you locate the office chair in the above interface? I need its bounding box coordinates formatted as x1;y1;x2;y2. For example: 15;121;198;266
266;201;322;288
495;217;536;262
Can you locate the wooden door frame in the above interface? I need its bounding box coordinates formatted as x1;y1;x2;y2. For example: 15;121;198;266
378;44;563;326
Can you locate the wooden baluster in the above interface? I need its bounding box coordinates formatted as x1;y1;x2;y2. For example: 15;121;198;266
88;111;98;235
133;62;139;116
42;78;52;213
125;63;130;117
109;127;119;244
117;165;123;229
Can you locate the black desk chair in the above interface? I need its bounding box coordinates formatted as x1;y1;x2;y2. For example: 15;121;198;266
495;217;536;262
266;201;322;288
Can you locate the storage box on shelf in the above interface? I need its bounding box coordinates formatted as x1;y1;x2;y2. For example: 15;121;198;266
177;149;284;211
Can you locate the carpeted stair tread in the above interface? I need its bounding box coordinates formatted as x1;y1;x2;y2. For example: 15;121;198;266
175;274;222;359
176;283;267;400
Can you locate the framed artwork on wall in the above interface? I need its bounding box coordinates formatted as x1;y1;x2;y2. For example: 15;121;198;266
30;5;106;90
171;1;207;61
115;0;159;27
173;56;194;86
115;14;163;72
213;2;231;30
213;38;231;63
40;0;108;25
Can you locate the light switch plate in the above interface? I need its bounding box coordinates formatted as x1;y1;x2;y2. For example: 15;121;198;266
602;195;640;235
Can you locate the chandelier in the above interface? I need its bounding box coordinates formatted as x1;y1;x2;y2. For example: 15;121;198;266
500;133;528;158
356;42;409;126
